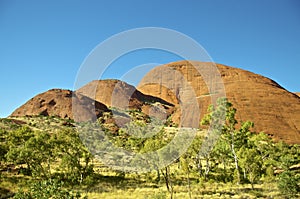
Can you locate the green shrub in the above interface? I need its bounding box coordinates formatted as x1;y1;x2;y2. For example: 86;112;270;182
13;179;86;199
277;171;300;197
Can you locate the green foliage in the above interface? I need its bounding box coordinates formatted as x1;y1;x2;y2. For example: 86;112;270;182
277;171;300;197
3;122;94;184
1;106;300;198
238;147;262;187
55;129;94;184
0;129;8;163
113;119;167;153
200;98;288;188
13;179;86;199
5;127;35;175
201;98;246;184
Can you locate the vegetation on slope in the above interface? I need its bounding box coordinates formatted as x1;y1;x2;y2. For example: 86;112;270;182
0;98;299;198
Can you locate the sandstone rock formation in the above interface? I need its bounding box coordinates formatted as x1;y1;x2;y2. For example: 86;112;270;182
10;89;109;122
76;79;175;119
77;80;143;109
9;61;300;144
138;61;300;144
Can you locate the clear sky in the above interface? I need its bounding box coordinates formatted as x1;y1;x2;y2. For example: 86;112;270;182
0;0;299;118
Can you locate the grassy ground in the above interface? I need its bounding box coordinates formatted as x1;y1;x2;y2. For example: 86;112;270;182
0;168;284;199
84;181;281;199
78;170;283;199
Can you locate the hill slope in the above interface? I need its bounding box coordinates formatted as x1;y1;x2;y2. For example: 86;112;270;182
138;61;300;144
10;89;109;122
9;62;300;143
76;79;175;119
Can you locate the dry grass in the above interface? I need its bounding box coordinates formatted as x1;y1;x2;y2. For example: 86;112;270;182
83;182;282;199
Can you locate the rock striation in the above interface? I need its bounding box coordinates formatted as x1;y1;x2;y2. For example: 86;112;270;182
138;61;300;144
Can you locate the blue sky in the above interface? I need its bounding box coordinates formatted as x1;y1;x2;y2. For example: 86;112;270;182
0;0;299;117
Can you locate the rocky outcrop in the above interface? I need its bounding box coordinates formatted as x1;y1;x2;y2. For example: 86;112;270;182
76;79;175;119
138;61;300;144
9;61;300;144
10;89;109;122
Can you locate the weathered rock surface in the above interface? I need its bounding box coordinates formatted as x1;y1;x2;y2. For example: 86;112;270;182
76;79;175;118
10;61;300;144
10;89;109;122
138;61;300;144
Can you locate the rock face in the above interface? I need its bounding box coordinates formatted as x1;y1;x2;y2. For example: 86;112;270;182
10;80;175;124
76;79;175;118
10;89;109;122
9;61;300;144
77;80;144;110
138;61;300;144
296;92;300;97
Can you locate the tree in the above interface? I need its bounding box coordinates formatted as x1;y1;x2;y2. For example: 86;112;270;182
180;155;192;199
210;136;231;182
238;146;262;189
161;165;174;199
5;127;35;175
5;127;63;179
139;135;176;199
274;142;300;197
5;125;95;184
200;98;227;180
55;129;94;184
201;98;242;183
201;98;257;185
221;101;240;184
141;138;163;182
